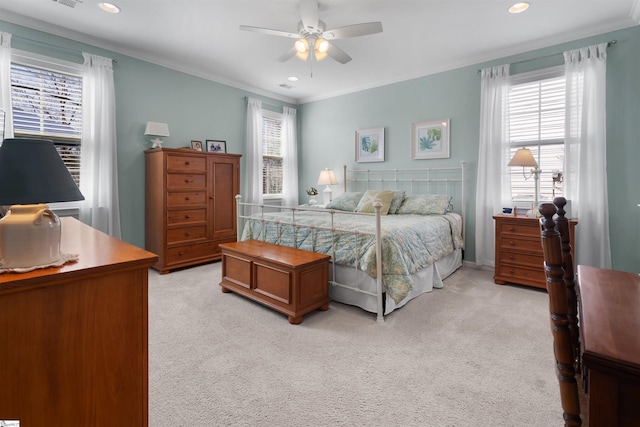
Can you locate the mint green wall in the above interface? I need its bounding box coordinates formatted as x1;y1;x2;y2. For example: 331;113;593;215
0;20;294;251
2;20;638;273
299;26;640;273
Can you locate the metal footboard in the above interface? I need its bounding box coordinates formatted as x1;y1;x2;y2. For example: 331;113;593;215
235;196;386;322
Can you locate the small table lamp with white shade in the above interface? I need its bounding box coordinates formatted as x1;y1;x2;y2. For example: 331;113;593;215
144;121;170;149
317;168;338;206
508;147;540;217
0;138;85;269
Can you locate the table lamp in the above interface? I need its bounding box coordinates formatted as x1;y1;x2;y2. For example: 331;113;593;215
508;147;540;217
0;139;85;269
144;121;170;149
317;168;338;206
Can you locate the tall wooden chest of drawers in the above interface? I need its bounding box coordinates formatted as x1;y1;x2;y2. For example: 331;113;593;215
145;148;241;273
493;214;577;289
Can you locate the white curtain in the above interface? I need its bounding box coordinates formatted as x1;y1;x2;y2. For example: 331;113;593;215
79;53;121;238
563;43;611;268
0;32;14;140
281;106;299;206
475;64;511;267
244;98;264;213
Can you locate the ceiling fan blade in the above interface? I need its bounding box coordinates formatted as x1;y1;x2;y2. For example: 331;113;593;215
277;47;297;62
327;43;352;64
239;25;299;39
323;22;383;40
299;0;319;32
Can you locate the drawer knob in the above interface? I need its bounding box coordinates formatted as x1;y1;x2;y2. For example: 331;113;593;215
508;227;516;232
185;197;190;201
508;255;514;260
509;240;515;246
508;269;514;273
185;232;191;237
178;251;185;256
185;179;193;183
185;215;191;219
184;161;190;165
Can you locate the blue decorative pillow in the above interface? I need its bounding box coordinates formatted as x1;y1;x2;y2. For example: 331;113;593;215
397;194;453;215
325;192;364;212
388;191;406;214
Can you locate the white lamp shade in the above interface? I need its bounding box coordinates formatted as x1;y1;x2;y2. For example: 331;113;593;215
317;169;338;186
508;147;538;167
144;121;170;137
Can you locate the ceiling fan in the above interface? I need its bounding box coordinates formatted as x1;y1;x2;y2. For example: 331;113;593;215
239;0;383;64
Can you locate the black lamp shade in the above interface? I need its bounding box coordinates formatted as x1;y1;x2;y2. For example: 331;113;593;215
0;138;85;205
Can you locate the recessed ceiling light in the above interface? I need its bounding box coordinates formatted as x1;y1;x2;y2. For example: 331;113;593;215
288;76;299;82
508;2;529;14
98;2;120;13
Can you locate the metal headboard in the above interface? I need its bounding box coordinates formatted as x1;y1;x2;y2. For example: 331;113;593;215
343;161;467;241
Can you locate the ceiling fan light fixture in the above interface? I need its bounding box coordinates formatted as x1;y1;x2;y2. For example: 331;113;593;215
294;38;309;53
314;51;328;61
295;50;309;61
315;38;329;53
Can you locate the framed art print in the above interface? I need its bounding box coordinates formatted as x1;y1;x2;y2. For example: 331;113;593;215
411;119;450;159
206;140;226;153
355;127;384;163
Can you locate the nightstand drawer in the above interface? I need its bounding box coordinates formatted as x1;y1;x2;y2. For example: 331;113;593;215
498;236;542;254
498;221;540;237
495;263;546;284
498;251;543;269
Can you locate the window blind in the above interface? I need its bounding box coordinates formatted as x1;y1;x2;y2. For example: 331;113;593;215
508;75;565;203
262;114;283;195
10;63;83;186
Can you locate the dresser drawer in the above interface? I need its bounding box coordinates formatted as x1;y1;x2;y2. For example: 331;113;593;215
498;251;543;269
167;154;206;172
167;241;224;265
167;208;207;225
167;191;207;206
498;220;541;237
498;235;542;254
167;225;207;244
167;173;206;189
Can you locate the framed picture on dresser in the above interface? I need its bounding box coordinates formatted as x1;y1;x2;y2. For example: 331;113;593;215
206;140;226;153
190;140;203;151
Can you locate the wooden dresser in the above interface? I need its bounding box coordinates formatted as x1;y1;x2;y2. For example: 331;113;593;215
493;214;576;289
145;148;241;273
0;217;158;426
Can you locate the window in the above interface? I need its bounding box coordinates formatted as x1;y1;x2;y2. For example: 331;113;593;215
9;51;83;187
508;67;565;203
262;111;283;196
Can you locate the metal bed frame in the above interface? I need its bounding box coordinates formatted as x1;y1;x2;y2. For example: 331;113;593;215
236;162;466;322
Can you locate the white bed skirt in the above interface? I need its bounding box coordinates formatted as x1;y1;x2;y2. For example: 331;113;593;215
328;249;463;315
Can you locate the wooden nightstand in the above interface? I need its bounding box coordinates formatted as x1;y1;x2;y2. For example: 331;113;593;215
493;214;577;289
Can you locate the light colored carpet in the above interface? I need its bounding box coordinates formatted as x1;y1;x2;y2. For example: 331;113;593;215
148;263;562;427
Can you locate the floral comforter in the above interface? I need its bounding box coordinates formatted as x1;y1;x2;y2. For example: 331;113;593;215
241;211;464;304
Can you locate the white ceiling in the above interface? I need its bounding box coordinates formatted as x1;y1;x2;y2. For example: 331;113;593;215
1;0;638;104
